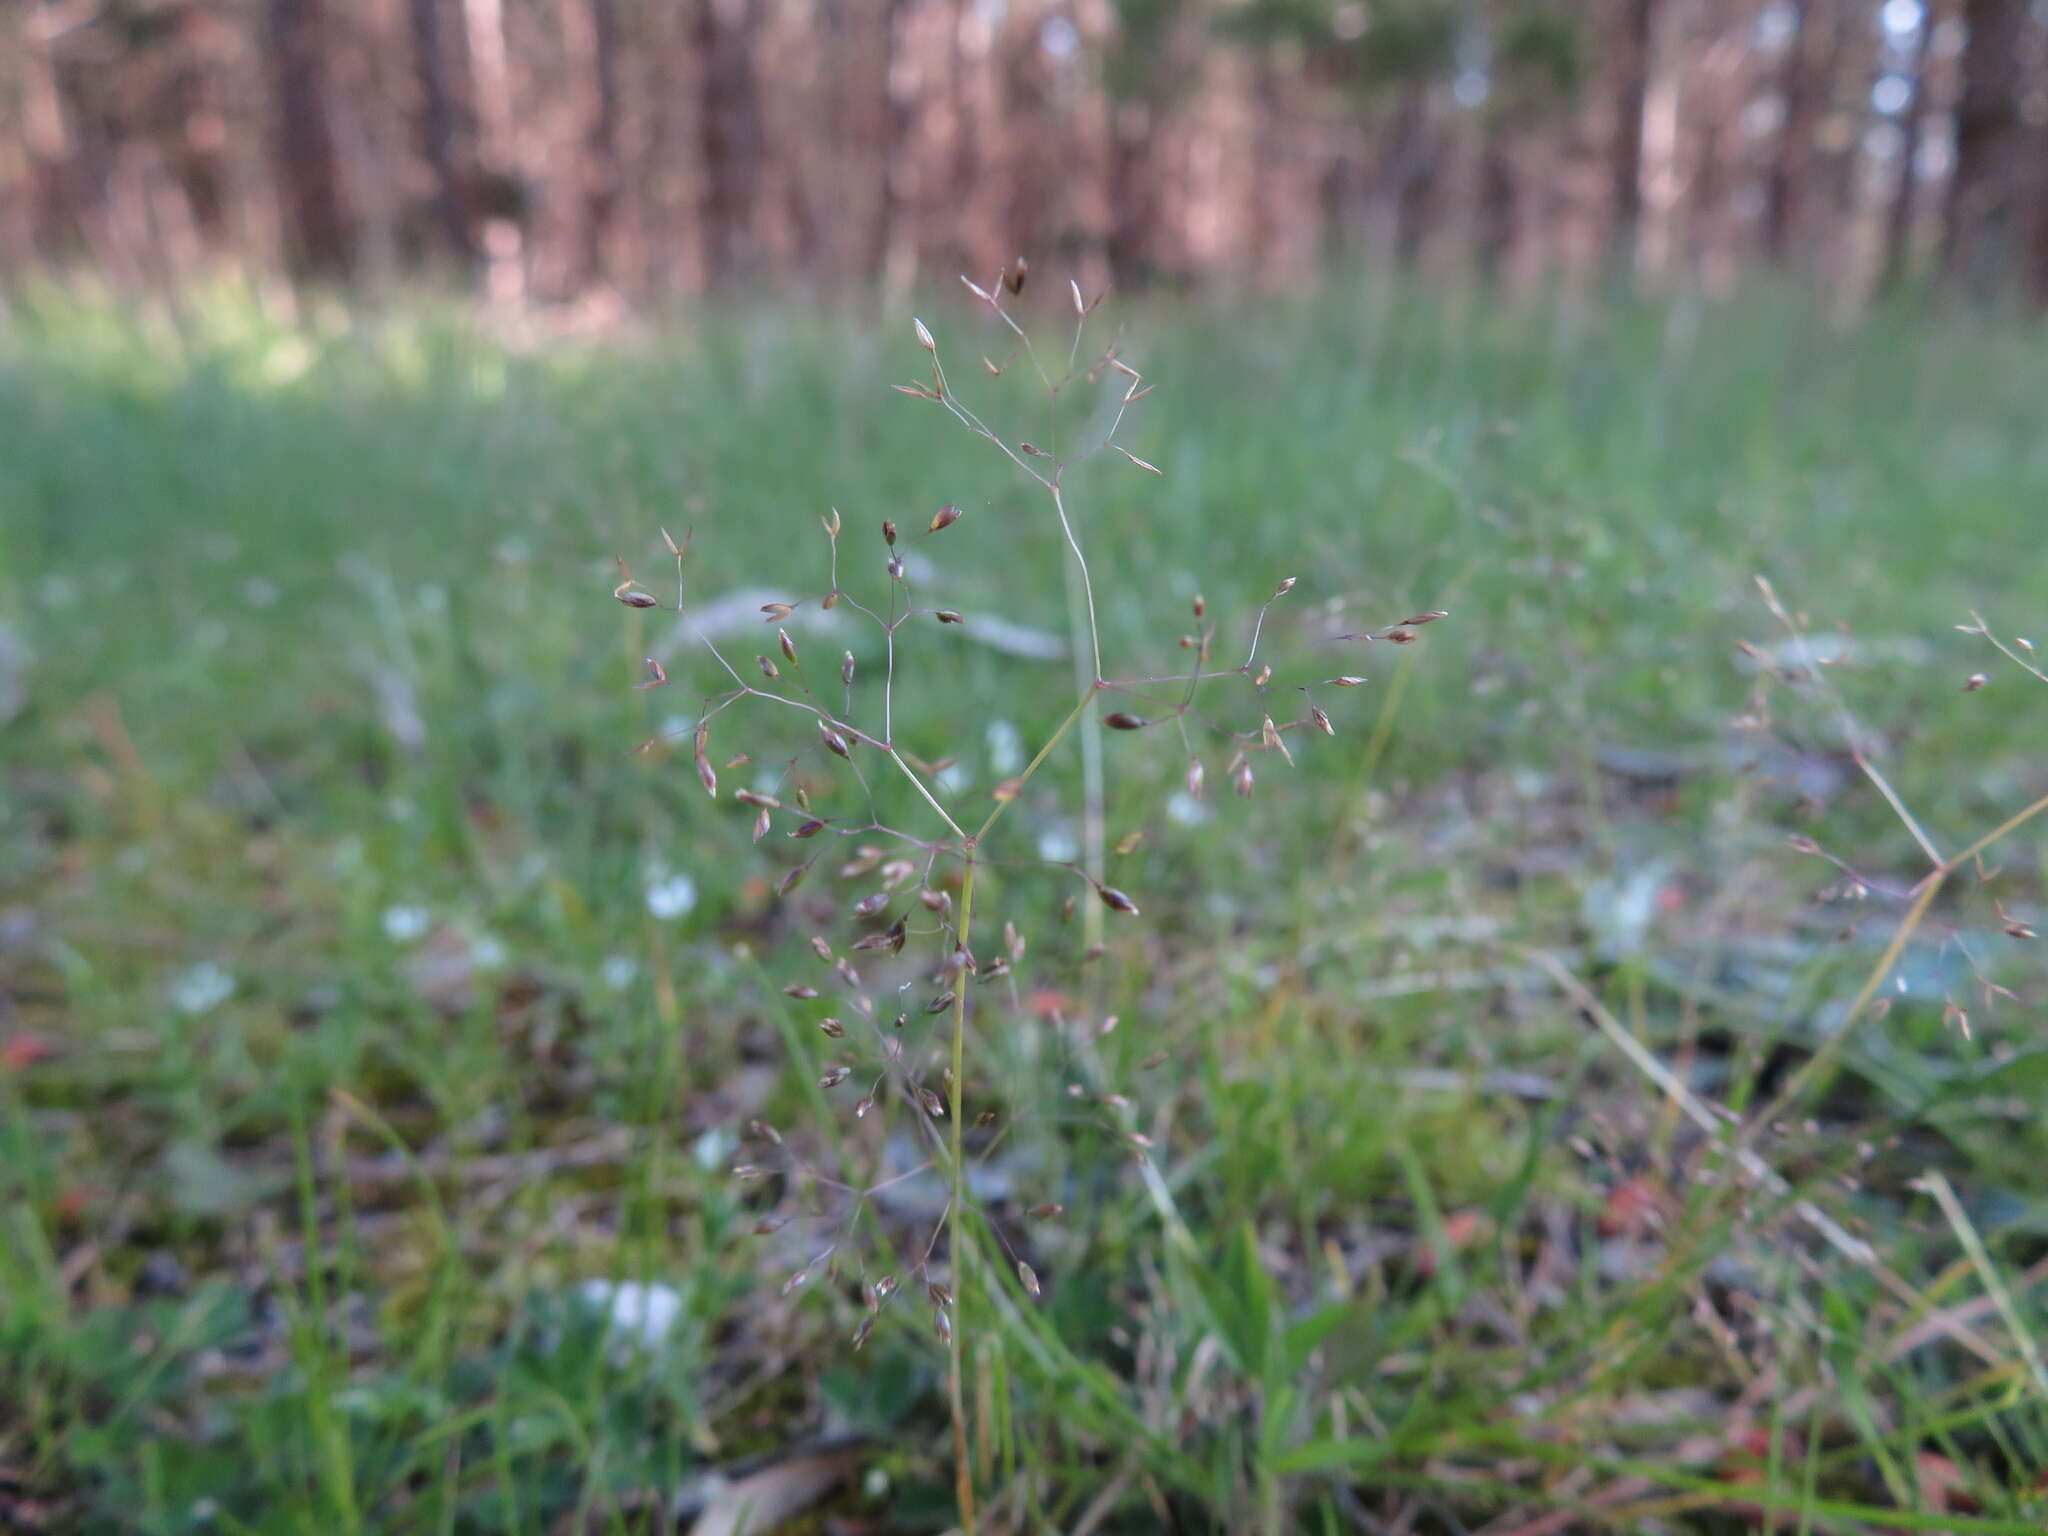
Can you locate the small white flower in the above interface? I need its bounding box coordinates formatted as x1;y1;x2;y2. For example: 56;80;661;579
470;935;508;971
986;720;1023;776
170;961;235;1016
601;954;639;990
382;904;430;943
1166;792;1209;827
644;871;698;921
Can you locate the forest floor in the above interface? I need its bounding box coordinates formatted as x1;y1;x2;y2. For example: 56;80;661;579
3;283;2047;1533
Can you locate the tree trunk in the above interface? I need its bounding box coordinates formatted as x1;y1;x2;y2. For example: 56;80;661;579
1477;120;1514;283
1386;86;1436;269
580;0;622;286
1609;0;1653;277
1762;0;1812;264
696;0;763;286
265;0;352;280
1942;0;2028;287
407;0;473;264
1880;2;1933;291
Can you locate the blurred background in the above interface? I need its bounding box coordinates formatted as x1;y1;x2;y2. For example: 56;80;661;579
7;3;2048;1534
5;0;2047;308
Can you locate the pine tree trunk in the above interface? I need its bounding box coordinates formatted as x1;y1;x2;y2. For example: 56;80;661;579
265;0;352;280
1609;0;1653;277
696;0;763;286
1942;0;2028;287
407;0;473;265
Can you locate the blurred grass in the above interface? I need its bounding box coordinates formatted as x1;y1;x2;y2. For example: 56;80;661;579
1;281;2046;1532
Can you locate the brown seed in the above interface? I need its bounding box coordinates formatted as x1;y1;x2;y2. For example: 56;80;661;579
753;808;771;841
1029;1203;1063;1220
1964;673;1989;692
928;1281;954;1308
779;629;799;665
820;723;851;758
634;657;668;690
1234;759;1255;797
935;610;965;625
757;655;780;681
1006;258;1028;294
1386;628;1416;644
819;1066;851;1088
735;789;783;809
919;887;952;915
882;519;897;546
810;936;834;961
761;602;794;622
1020;442;1049;457
1402;610;1449;625
822;590;839;609
1327;675;1367;687
778;861;813;896
920;1087;947;1118
1310;706;1334;736
991;777;1023;802
1102;711;1146;730
853;892;889;919
616;589;659;609
785;984;819;999
1018;1260;1041;1298
792;818;827;838
927;990;958;1014
1096;885;1140;917
819;1017;845;1037
855;1096;874;1118
934;1307;952;1345
1186;759;1206;799
1274;576;1298;596
975;1110;996;1127
930;504;962;534
1193;594;1206;618
842;651;856;686
695;751;717;798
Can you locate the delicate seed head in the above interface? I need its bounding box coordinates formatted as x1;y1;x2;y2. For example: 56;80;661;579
779;629;799;664
853;892;888;919
1402;610;1449;625
761;602;794;622
1102;711;1146;730
974;1110;996;1127
818;1017;844;1037
927;989;958;1014
1310;706;1334;736
920;1087;946;1118
1096;885;1140;917
855;1095;874;1117
793;818;827;838
757;654;780;681
1186;759;1206;798
735;789;783;809
784;984;819;999
882;519;897;546
810;935;834;961
616;589;659;609
1386;628;1416;644
842;651;856;686
1234;759;1255;797
1029;1203;1063;1220
695;750;718;798
1328;675;1368;687
1274;576;1297;597
1964;673;1989;692
823;507;842;538
919;887;952;915
1193;594;1206;618
928;1281;954;1308
820;723;850;758
819;1066;851;1088
1018;1260;1041;1298
1255;664;1272;687
929;504;962;534
777;861;813;896
935;610;965;625
934;1307;952;1345
886;555;904;580
852;1316;875;1350
913;317;935;352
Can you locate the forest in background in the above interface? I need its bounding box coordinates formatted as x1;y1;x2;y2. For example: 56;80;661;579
5;0;2048;309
